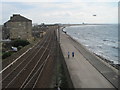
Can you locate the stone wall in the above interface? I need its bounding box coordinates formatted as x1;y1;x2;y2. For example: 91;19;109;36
5;21;33;42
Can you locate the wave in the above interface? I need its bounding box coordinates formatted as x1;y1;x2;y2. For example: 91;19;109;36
112;46;118;49
103;39;117;44
64;24;118;65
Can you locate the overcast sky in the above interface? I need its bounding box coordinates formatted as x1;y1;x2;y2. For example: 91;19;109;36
1;0;119;24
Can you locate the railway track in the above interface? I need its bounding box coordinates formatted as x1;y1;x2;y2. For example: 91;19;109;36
21;30;56;89
0;29;49;78
1;30;50;82
0;30;48;80
1;28;57;89
1;31;46;69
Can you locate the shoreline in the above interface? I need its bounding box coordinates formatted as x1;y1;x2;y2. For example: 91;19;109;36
61;28;119;71
94;53;119;70
60;28;118;88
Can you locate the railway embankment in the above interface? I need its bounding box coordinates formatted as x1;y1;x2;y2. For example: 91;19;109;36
1;38;41;69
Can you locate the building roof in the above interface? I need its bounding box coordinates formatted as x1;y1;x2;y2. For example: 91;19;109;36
7;14;32;22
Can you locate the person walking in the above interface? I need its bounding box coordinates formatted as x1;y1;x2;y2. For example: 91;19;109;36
68;51;70;58
72;52;74;57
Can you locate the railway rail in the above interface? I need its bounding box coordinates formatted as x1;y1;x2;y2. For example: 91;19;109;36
1;30;50;83
1;28;57;89
0;29;48;77
21;31;56;89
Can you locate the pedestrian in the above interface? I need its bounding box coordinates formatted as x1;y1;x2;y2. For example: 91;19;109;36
72;52;74;57
68;51;70;58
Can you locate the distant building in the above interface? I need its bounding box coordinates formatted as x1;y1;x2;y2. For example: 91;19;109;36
32;24;47;38
32;25;41;38
2;14;33;41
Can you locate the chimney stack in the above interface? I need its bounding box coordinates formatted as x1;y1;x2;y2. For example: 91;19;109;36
10;16;13;20
13;14;20;17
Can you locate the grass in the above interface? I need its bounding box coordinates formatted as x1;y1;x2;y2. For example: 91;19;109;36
56;44;70;88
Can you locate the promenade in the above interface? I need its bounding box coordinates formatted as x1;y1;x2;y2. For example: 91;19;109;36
60;30;118;88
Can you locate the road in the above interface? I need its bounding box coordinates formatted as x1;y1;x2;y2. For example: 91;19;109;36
1;27;57;89
60;29;118;88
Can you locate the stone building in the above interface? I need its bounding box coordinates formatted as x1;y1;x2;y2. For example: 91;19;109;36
2;14;33;41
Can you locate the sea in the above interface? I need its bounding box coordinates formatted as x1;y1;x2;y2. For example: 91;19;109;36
63;24;119;64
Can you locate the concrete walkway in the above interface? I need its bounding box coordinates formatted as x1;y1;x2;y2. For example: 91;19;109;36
60;31;117;88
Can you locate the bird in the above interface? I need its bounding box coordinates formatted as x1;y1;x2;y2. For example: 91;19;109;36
93;15;97;16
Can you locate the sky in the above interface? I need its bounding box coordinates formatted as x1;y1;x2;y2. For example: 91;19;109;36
1;0;119;24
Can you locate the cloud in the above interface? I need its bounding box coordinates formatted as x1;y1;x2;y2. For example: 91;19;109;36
1;2;118;24
2;0;119;2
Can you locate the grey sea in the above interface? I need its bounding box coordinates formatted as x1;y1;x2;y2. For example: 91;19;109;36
63;24;119;64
